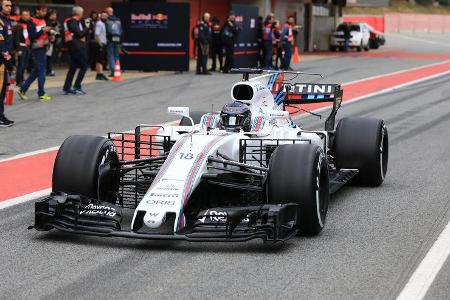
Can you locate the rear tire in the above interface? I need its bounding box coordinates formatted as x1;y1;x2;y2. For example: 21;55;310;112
334;117;388;186
179;111;207;126
267;144;329;236
52;135;119;203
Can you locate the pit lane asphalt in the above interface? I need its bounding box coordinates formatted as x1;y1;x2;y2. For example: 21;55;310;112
0;36;449;299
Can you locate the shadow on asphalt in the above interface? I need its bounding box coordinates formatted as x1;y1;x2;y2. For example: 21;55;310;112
30;230;295;254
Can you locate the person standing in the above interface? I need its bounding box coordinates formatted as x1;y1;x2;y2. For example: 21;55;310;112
196;12;211;75
87;10;98;71
105;7;122;77
45;9;61;77
209;16;222;72
272;20;283;70
256;16;264;68
0;0;14;127
14;9;31;87
62;6;89;95
342;22;351;52
281;16;299;70
262;13;274;69
221;12;238;73
94;12;108;80
17;5;52;101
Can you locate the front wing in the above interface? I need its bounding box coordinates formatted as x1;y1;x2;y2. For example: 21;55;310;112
31;193;298;243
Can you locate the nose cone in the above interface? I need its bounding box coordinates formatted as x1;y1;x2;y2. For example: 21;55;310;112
143;211;166;228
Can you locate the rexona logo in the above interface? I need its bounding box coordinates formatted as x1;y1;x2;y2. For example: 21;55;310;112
79;203;117;217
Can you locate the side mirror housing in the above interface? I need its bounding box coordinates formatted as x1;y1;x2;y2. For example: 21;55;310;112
168;107;190;118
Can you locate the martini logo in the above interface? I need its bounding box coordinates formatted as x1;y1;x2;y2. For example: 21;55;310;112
130;13;169;29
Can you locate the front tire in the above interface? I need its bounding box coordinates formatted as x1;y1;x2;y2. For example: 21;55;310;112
334;117;388;186
266;144;330;235
52;135;119;203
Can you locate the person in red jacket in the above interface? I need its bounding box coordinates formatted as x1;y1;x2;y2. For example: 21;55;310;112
281;16;300;70
17;5;52;101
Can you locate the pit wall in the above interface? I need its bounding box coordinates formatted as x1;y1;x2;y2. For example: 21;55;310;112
344;13;450;33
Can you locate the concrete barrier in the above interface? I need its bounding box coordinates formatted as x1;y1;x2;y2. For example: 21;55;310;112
344;13;450;34
385;13;450;33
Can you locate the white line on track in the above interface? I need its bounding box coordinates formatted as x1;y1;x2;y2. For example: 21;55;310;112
0;188;51;210
397;221;450;300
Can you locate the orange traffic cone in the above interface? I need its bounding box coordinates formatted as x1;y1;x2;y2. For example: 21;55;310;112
292;46;300;63
4;77;15;105
111;60;123;81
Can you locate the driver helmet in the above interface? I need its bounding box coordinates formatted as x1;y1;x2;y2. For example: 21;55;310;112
219;101;252;132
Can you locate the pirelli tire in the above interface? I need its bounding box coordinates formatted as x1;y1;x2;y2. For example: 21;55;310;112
334;117;388;186
266;144;330;236
179;111;207;126
52;135;120;203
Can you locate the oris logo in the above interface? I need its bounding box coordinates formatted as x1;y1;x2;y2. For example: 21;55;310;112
146;199;176;206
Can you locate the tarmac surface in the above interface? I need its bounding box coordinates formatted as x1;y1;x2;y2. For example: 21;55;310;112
0;33;449;299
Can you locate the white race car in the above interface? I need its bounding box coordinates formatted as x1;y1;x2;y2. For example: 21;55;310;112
32;69;388;243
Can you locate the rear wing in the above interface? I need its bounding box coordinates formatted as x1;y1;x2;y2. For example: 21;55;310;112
282;83;344;131
283;83;343;104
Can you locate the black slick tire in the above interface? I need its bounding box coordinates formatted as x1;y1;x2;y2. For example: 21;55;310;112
266;144;329;236
334;117;388;186
52;135;119;203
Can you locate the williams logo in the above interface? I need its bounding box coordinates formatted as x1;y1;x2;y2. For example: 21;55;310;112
130;13;168;29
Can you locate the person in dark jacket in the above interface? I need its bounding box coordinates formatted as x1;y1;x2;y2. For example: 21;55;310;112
0;0;14;127
86;10;98;71
45;9;61;76
342;22;351;52
221;12;239;73
196;12;211;75
14;9;32;86
62;6;89;95
209;16;222;72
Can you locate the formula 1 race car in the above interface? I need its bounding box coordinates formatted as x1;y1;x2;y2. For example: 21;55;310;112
31;69;388;243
